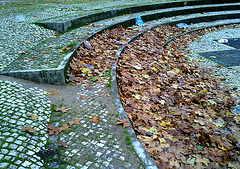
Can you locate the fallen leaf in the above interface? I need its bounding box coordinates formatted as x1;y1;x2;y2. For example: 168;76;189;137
55;107;69;113
68;118;81;126
84;40;92;50
81;68;91;73
80;95;91;99
23;59;33;62
59;142;68;148
47;124;61;136
47;90;58;95
59;124;70;132
187;157;195;165
90;116;99;123
21;125;36;134
116;119;130;128
26;113;38;120
132;63;143;70
194;155;209;166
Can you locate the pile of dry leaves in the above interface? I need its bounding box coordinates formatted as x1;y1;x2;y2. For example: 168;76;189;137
117;25;240;168
66;24;240;168
66;26;138;85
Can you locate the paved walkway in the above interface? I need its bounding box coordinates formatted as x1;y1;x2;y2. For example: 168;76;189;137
1;0;240;169
0;0;155;168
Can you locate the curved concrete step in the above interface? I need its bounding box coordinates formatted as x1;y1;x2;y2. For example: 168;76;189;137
3;2;240;85
36;0;240;32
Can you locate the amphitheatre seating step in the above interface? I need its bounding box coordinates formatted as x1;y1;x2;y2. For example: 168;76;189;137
36;0;240;32
2;2;240;85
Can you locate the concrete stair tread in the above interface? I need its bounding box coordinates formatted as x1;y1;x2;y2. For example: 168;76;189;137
2;1;240;85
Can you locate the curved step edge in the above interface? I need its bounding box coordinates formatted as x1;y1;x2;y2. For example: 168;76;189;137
5;13;240;85
35;0;240;32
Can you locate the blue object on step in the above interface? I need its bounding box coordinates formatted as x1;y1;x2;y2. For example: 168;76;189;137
232;104;240;114
176;23;188;28
136;15;144;26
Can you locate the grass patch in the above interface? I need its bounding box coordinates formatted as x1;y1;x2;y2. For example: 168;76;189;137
125;136;131;145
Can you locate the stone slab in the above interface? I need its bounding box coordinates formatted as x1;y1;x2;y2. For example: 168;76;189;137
199;49;240;67
226;38;240;49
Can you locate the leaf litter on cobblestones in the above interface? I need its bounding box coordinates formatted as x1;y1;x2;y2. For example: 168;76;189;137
116;25;240;168
66;23;240;168
48;118;80;135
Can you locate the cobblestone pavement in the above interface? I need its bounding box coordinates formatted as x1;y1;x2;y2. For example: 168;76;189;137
0;1;155;168
0;80;51;168
1;0;240;169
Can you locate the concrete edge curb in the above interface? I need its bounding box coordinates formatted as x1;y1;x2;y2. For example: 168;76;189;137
111;65;158;169
35;0;240;33
35;0;194;32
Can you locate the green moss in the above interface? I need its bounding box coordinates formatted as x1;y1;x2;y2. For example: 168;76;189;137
60;49;70;54
66;41;78;48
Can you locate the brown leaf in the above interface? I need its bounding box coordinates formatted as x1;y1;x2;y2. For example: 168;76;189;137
59;124;70;132
55;107;69;113
116;119;131;128
47;124;61;136
80;95;91;99
47;90;58;95
26;113;38;120
90;116;99;123
59;142;68;148
21;125;36;134
68;118;81;126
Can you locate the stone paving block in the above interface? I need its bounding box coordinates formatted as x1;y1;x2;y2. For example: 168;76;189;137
0;80;51;168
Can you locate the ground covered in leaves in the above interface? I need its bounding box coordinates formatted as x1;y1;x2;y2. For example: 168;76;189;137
66;25;240;168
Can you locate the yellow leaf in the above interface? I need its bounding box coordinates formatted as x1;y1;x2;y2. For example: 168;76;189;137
218;144;229;150
81;68;91;73
164;56;169;61
143;126;159;135
152;67;157;72
173;68;180;74
160;121;171;127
